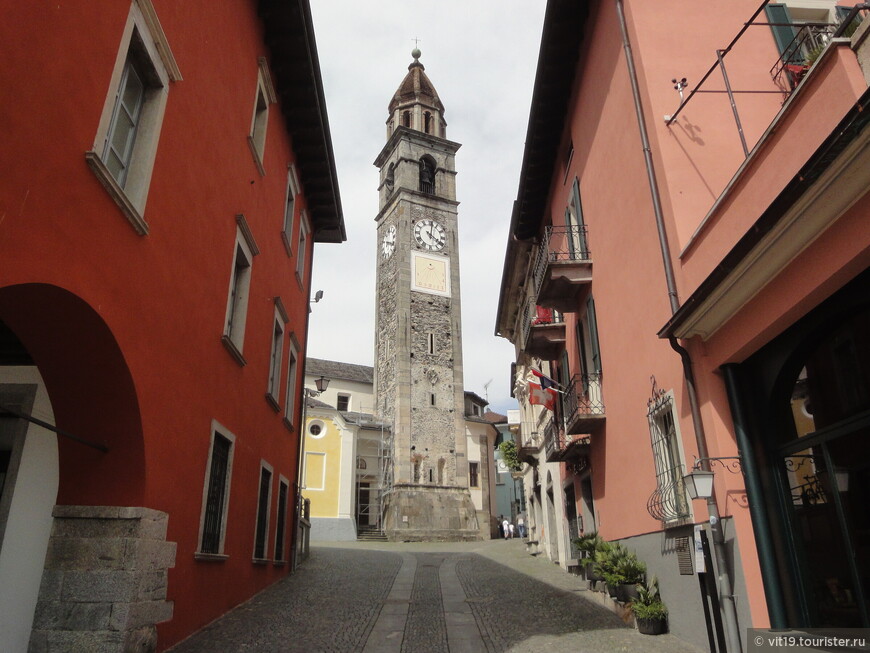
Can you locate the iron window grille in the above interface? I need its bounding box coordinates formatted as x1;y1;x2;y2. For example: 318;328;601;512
201;434;232;554
646;391;691;526
254;466;272;560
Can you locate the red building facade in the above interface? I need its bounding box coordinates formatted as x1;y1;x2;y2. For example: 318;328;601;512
0;1;344;650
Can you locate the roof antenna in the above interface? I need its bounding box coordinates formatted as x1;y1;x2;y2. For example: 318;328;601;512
483;379;492;404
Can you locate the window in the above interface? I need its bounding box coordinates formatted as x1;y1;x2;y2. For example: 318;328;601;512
198;424;236;557
274;478;289;562
424;112;432;134
336;394;350;412
253;463;272;560
281;166;299;256
86;0;181;235
284;339;299;427
646;392;690;525
248;58;277;175
295;213;310;285
222;217;259;364
427;332;435;354
430;393;436;406
419;156;435;194
469;462;479;488
267;300;288;406
403;111;411;127
565;177;588;258
308;420;325;438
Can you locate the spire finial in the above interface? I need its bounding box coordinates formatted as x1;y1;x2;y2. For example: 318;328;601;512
411;38;421;62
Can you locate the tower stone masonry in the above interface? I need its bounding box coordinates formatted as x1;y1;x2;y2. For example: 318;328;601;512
373;49;480;540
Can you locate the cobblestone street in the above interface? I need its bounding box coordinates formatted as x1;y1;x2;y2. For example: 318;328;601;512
168;539;704;653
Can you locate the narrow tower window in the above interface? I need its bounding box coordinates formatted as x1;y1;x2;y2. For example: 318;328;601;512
403;110;411;127
424;112;432;134
419;156;435;194
430;393;436;406
427;332;435;354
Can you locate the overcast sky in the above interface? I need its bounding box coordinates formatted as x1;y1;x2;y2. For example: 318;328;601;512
305;1;546;415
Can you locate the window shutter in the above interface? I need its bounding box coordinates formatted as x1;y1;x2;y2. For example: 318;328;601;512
765;4;798;59
586;295;602;373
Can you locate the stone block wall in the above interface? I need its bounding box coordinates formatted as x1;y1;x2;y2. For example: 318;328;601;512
29;506;175;653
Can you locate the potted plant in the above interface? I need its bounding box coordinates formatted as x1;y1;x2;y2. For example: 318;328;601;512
631;576;668;635
573;532;602;581
614;553;646;603
595;541;629;598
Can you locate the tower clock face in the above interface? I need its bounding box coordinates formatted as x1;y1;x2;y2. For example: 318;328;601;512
382;225;396;259
414;219;446;251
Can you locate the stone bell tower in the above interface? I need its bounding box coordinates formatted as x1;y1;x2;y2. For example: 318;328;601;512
373;49;479;540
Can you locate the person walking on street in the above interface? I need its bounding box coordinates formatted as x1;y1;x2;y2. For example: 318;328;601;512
502;517;510;539
508;523;515;538
517;514;526;538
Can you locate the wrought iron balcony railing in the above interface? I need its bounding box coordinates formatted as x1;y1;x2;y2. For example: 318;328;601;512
562;373;605;434
770;22;836;91
531;224;591;301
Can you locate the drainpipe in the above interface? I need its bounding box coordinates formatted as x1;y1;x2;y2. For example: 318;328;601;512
615;1;743;650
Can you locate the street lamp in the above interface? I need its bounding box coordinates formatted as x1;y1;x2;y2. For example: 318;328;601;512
683;456;742;500
293;374;330;569
683;469;715;500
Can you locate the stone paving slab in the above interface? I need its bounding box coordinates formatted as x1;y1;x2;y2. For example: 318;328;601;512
168;539;704;653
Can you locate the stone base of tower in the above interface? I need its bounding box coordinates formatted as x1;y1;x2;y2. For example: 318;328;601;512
383;483;482;542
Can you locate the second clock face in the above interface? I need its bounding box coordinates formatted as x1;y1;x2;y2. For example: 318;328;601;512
414;219;446;251
381;225;396;259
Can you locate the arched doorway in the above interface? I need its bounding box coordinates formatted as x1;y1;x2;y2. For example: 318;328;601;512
0;283;160;649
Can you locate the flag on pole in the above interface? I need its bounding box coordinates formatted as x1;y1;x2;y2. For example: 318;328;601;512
531;368;559;391
528;382;557;411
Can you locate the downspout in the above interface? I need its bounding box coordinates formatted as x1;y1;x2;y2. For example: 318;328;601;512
615;1;743;650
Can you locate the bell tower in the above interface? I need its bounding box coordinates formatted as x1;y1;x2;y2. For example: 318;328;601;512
373;49;479;540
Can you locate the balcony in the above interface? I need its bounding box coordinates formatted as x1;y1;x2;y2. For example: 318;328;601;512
543;416;592;464
563;373;606;435
517;428;542;463
531;225;592;313
523;304;565;359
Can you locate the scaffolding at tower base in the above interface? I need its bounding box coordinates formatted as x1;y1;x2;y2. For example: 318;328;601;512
354;412;393;534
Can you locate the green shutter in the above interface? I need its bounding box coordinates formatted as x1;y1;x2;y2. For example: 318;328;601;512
765;4;799;62
586;295;602;374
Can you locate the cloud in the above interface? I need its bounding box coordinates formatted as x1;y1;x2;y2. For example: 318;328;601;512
307;1;544;410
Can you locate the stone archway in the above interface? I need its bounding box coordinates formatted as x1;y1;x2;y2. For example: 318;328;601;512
0;284;173;652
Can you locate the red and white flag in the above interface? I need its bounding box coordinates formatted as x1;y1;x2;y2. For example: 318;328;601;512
528;382;557;411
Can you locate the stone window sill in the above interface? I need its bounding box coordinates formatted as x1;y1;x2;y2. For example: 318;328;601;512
85;151;149;236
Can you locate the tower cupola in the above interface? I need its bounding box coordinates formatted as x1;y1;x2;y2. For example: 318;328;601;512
387;49;447;139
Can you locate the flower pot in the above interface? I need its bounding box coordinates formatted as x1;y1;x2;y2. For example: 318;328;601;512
636;617;668;635
586;562;601;582
607;583;619;599
615;583;639;604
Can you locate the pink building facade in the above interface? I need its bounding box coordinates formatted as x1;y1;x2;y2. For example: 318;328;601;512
497;0;870;649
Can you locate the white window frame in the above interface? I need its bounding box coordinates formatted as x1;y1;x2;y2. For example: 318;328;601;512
196;420;236;559
336;393;351;412
284;336;300;428
252;460;273;562
266;299;288;408
282;165;300;257
247;58;277;176
222;215;259;365
86;0;181;236
295;212;310;286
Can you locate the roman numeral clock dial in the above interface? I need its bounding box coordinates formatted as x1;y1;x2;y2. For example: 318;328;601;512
414;219;446;251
